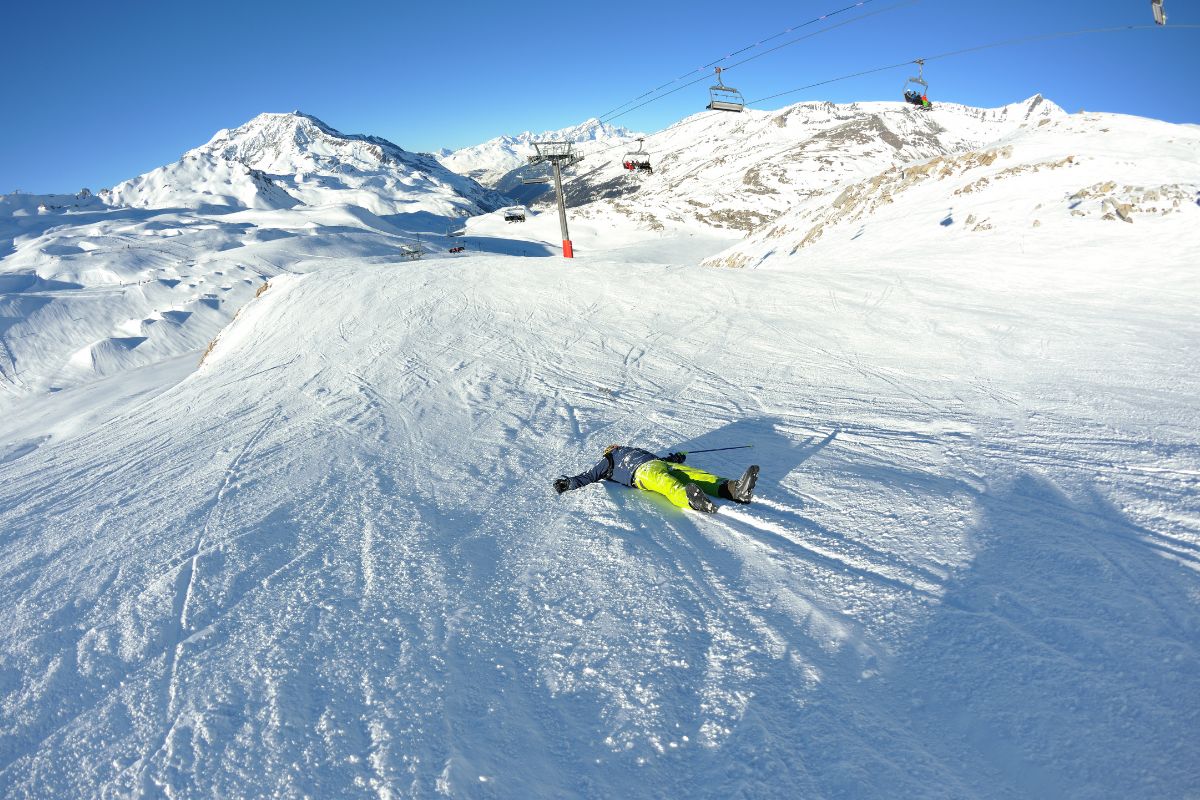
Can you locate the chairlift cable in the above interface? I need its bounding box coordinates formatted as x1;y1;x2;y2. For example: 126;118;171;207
543;0;911;178
593;0;886;122
558;17;1198;185
748;23;1199;105
699;0;918;98
595;1;914;127
640;22;1200;186
573;0;912;147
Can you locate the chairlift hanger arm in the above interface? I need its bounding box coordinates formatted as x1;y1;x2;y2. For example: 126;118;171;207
1152;0;1166;25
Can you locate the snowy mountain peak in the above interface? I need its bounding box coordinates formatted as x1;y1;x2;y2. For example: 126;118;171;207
929;94;1065;125
521;118;635;145
189;111;407;175
438;119;642;188
103;111;506;216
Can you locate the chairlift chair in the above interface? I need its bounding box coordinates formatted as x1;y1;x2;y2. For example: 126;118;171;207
622;138;653;174
707;67;745;113
902;59;932;110
1152;0;1166;25
504;207;527;223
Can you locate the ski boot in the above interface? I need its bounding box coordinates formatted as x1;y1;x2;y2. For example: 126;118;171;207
719;465;759;504
685;483;718;513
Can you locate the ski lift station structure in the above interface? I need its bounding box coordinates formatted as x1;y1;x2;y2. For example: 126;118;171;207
707;67;745;112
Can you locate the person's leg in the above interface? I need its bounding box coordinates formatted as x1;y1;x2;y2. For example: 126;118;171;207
634;460;694;507
666;464;725;497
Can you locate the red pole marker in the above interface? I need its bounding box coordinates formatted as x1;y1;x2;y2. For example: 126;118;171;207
562;240;574;259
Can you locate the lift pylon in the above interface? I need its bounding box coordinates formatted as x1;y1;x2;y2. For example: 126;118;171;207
528;141;583;259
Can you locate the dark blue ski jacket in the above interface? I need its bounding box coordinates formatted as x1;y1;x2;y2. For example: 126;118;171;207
565;446;662;490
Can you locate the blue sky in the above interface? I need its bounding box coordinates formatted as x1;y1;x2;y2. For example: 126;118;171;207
2;0;1196;194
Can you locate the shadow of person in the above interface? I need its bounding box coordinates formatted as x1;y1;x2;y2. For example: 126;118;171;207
867;470;1200;798
663;416;839;496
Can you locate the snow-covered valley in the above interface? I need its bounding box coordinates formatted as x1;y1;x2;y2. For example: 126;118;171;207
1;100;1198;798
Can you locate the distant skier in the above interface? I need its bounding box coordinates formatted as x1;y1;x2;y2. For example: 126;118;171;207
553;445;758;513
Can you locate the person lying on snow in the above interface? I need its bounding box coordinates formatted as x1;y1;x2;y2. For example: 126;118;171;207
553;445;759;513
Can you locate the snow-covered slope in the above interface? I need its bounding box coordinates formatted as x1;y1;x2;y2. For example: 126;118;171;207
102;154;302;211
0;199;419;412
438;118;640;191
560;96;1066;234
0;189;105;217
0;112;515;409
2;240;1198;797
2;100;1199;798
704;107;1200;268
104;112;507;216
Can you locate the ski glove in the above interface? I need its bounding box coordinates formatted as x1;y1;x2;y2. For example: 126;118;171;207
553;477;570;494
663;452;686;464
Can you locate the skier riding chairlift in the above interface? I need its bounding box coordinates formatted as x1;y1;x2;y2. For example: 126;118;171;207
622;138;653;174
903;59;933;110
904;89;932;109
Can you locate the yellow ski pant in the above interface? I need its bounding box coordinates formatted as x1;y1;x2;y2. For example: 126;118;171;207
633;460;725;508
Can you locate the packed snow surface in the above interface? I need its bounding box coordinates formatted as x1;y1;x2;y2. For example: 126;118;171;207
1;100;1199;798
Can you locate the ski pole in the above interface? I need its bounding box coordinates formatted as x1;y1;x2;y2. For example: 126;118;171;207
676;445;754;455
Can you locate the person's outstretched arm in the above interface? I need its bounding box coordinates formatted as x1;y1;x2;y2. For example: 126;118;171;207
553;456;611;494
